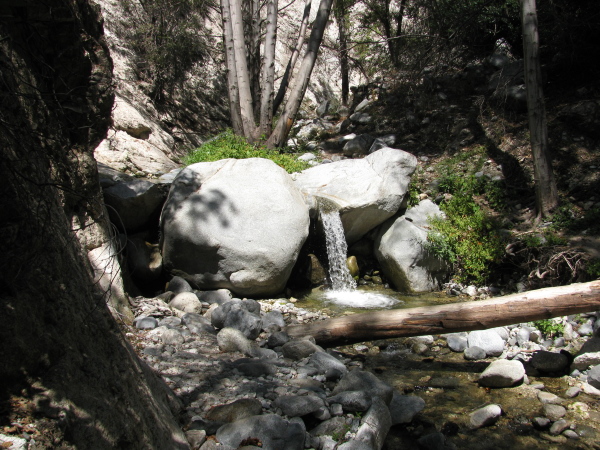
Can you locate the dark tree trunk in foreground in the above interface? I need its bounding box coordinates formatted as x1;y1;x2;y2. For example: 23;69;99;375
0;3;188;448
521;0;558;218
286;281;600;347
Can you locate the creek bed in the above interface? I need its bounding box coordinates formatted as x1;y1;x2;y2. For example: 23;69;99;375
291;287;600;449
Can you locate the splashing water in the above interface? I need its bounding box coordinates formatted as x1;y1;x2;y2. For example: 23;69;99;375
320;209;357;291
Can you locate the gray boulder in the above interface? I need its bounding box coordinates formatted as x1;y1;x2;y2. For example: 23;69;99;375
197;289;233;305
167;275;194;294
205;398;263;423
293;148;417;244
170;291;203;314
327;391;372;412
478;359;525;388
374;200;450;292
587;364;600;390
160;158;309;297
103;178;165;232
332;370;394;405
388;392;425;425
309;351;348;376
211;300;262;340
464;346;487;361
216;414;305;450
273;395;325;417
342;134;375;157
446;333;468;352
571;337;600;370
217;327;259;356
282;339;322;360
352;398;392;450
261;310;286;330
467;329;505;357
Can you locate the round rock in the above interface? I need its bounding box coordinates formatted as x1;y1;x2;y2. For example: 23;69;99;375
478;359;525;388
468;330;505;356
470;404;502;428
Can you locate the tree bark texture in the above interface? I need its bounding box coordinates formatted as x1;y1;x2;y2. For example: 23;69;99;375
272;0;312;115
521;0;558;218
227;0;257;139
259;0;278;136
0;2;189;447
267;0;334;148
334;0;350;105
221;0;244;135
285;281;600;347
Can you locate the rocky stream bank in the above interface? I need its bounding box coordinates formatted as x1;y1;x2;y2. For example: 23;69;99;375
82;279;600;449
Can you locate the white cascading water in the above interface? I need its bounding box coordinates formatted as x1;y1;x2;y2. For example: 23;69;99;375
319;206;400;309
320;209;357;291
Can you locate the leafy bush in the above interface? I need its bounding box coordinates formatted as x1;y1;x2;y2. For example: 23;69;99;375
184;130;311;174
427;192;505;284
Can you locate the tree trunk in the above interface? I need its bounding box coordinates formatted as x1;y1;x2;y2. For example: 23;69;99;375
227;0;257;139
334;0;350;106
259;0;278;136
521;0;558;218
221;0;244;135
0;2;189;447
285;281;600;347
272;0;312;116
266;0;334;148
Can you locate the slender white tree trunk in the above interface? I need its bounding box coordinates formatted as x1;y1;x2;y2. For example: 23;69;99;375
259;0;278;136
272;0;311;115
228;0;257;139
521;0;558;218
267;0;334;148
221;0;244;135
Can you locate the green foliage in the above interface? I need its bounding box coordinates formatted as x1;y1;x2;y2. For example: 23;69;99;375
406;172;423;207
427;193;505;284
587;259;600;279
521;231;567;248
184;130;311;174
550;203;600;236
123;0;211;100
532;319;564;337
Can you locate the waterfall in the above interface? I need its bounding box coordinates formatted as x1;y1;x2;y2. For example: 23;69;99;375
320;208;357;291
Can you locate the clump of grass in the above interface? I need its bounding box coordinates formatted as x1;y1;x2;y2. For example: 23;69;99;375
184;130;311;174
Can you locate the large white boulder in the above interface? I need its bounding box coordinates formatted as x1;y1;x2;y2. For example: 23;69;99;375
160;158;309;297
374;200;450;292
293;147;417;244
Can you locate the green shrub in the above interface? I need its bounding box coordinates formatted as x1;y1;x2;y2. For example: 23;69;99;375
587;259;600;279
184;130;311;174
532;319;564;337
427;191;505;284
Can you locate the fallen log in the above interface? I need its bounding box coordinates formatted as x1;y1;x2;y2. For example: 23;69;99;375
285;280;600;347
